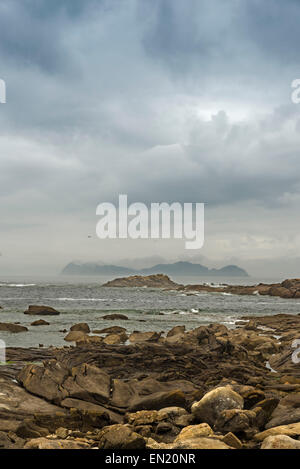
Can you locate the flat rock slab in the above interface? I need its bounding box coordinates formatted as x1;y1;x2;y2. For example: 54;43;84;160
0;377;65;432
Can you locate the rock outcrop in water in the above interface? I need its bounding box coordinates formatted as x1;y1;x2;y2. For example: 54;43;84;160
0;323;28;333
103;274;180;288
181;278;300;299
0;313;299;449
103;275;300;300
24;305;60;316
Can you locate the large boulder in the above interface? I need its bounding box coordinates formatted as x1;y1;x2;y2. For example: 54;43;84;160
0;323;28;333
31;320;50;326
191;386;244;426
97;424;146;449
24;305;60;316
103;274;179;289
64;331;87;342
18;362;111;406
261;435;300;449
103;333;128;345
269;286;293;298
70;323;90;333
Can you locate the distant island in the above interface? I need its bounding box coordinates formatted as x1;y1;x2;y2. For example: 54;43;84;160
61;261;249;277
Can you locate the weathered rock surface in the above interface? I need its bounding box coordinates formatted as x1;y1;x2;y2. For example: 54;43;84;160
97;424;146;449
181;278;300;300
129;331;161;343
191;386;244;426
31;320;50;326
101;314;128;321
0;323;28;333
174;423;214;441
0;313;299;449
24;305;60;316
103;332;128;345
266;394;300;428
24;437;91;449
94;326;126;335
254;422;300;441
103;274;180;289
64;331;87;342
70;323;90;333
261;434;300;449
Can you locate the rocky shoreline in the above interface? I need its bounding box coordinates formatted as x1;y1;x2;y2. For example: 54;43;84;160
103;274;300;300
0;312;300;449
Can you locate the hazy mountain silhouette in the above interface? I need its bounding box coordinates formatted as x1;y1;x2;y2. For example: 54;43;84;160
62;261;248;277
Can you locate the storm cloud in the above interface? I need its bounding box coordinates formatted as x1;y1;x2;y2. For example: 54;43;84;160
1;0;300;276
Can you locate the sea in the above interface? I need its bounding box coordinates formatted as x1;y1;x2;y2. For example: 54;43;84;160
0;274;299;348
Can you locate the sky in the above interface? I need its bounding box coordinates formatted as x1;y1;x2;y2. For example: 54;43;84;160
1;0;300;277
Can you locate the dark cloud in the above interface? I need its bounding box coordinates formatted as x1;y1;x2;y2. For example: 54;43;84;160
0;0;300;273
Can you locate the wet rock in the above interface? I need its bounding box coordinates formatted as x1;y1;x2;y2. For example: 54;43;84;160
191;386;244;426
102;314;128;321
0;323;28;333
70;323;90;333
31;320;50;326
97;424;146;449
269;286;293;298
24;305;60;316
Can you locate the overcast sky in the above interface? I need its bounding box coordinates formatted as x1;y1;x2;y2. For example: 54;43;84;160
1;0;300;277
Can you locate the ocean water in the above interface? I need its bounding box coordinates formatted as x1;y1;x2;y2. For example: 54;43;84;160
0;275;299;348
